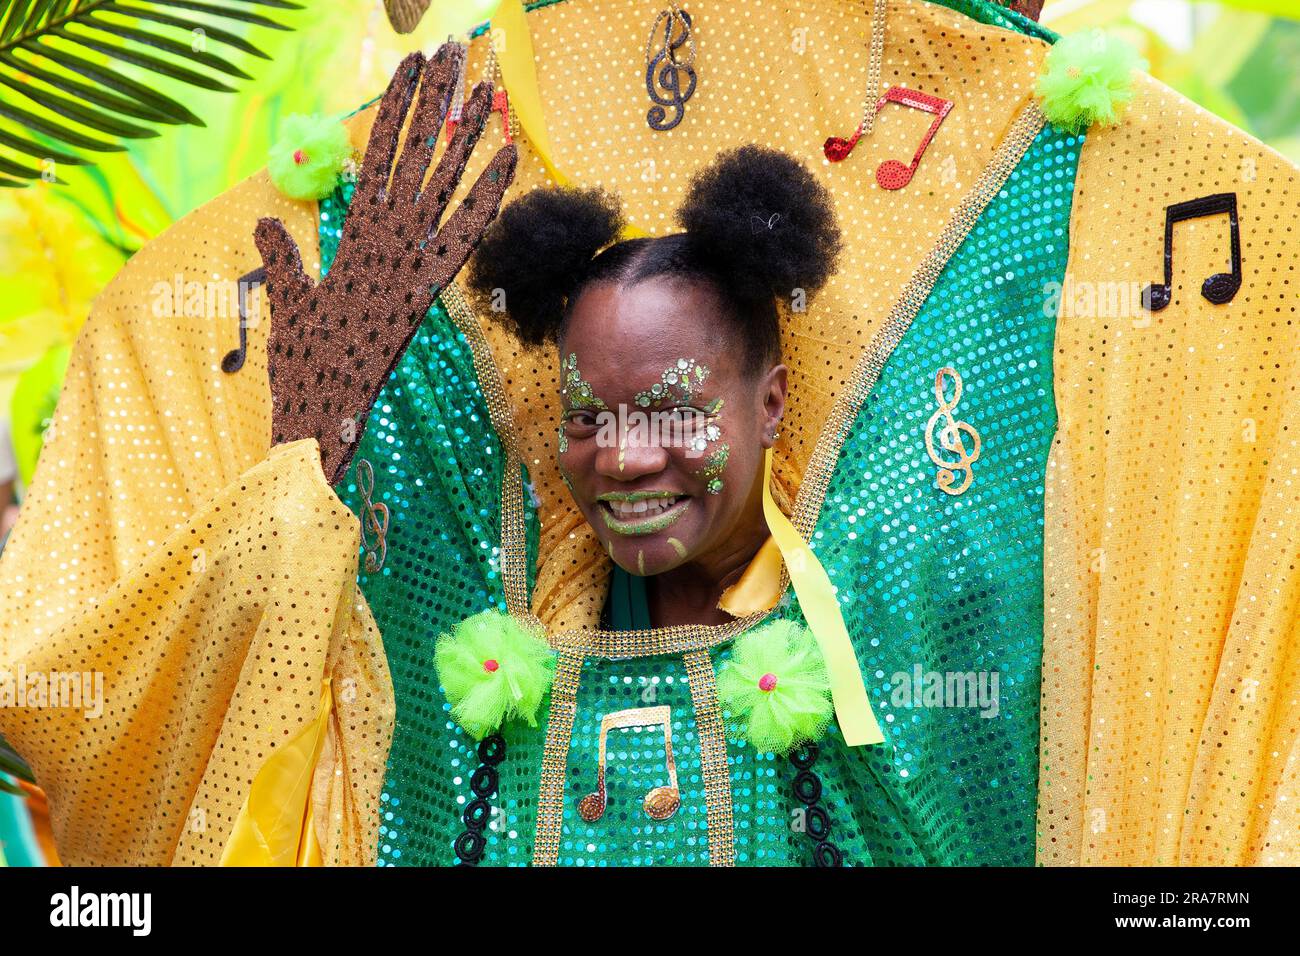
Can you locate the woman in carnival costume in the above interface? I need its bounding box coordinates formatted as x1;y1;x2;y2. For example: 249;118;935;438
1;0;1296;867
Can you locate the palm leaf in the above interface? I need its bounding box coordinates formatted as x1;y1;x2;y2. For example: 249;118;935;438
0;88;126;147
0;123;87;163
0;735;34;786
0;0;301;185
75;15;253;78
102;3;268;59
0;69;157;136
0;51;176;121
19;40;204;124
142;0;295;30
0;150;56;178
50;26;237;90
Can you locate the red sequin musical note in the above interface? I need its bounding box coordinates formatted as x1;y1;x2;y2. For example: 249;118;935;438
824;86;954;190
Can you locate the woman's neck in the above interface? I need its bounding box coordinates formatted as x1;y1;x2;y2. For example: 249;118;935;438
644;472;768;627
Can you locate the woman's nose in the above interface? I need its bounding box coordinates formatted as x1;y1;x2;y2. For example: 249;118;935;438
594;431;670;481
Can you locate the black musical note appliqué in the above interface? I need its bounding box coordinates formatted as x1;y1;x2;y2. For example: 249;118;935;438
645;6;696;132
221;266;267;373
1142;192;1243;312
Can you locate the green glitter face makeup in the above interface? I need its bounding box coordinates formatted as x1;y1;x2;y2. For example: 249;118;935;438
634;358;710;408
696;443;730;495
560;352;608;411
559;355;728;493
558;352;601;462
600;501;691;536
684;394;728;495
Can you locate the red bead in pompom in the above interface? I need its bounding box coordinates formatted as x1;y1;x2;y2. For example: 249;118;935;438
482;658;499;673
758;673;779;692
293;149;308;166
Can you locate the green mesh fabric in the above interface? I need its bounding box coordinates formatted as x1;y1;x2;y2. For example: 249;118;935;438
326;112;1080;865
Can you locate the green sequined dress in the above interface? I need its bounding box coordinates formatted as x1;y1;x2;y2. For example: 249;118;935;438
328;106;1081;865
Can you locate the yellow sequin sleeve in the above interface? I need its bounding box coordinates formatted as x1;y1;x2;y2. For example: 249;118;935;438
0;171;393;866
1039;72;1300;866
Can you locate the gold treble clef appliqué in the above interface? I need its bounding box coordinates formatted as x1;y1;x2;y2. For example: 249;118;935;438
356;458;389;573
924;367;981;496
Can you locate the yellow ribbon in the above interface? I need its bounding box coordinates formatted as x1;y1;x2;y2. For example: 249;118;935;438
761;449;884;746
489;0;646;239
717;536;784;616
491;0;567;186
219;678;332;866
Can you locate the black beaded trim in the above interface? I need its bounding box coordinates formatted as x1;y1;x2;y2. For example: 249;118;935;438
789;742;843;867
453;734;505;866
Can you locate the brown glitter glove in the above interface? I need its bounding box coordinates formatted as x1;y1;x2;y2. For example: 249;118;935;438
255;45;518;485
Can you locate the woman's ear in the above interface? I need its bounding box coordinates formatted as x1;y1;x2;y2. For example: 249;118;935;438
759;364;788;449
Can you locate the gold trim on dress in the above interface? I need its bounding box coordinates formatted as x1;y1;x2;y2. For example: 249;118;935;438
449;101;1048;865
684;650;736;866
532;650;584;866
441;282;532;618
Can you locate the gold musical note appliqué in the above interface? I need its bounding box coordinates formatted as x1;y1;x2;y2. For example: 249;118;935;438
356;458;389;573
924;367;981;496
578;705;681;823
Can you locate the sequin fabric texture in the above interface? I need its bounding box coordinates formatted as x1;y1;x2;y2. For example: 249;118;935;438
330;110;1081;863
1039;70;1300;865
326;180;543;865
0;168;394;866
3;0;1293;868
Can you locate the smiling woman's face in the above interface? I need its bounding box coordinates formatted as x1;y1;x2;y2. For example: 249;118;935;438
557;276;785;579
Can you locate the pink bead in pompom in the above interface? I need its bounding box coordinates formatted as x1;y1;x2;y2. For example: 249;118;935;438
293;149;308;165
758;673;778;692
482;658;499;673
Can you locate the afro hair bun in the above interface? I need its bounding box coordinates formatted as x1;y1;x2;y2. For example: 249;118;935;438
467;186;624;347
469;147;840;354
677;145;842;306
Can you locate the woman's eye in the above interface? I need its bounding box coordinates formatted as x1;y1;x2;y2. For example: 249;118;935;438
664;407;706;435
563;412;599;436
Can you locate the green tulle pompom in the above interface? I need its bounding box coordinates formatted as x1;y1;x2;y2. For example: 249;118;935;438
717;620;834;754
434;611;556;740
1036;29;1146;135
267;113;353;201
